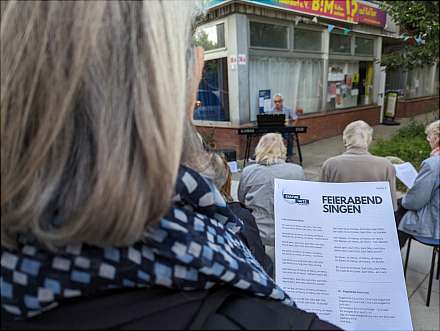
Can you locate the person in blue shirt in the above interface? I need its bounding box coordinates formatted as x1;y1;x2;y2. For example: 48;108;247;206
270;93;303;162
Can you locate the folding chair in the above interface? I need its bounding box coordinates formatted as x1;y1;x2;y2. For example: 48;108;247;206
404;235;440;306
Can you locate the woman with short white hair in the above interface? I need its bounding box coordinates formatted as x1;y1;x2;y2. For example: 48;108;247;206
321;120;397;211
398;120;440;240
238;133;305;263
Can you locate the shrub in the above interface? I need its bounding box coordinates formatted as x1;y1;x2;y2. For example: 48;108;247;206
370;120;431;191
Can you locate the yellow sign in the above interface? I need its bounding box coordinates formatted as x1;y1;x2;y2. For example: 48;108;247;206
352;73;359;84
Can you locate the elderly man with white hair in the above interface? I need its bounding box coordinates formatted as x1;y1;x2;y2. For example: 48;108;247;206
321;120;397;211
398;120;440;241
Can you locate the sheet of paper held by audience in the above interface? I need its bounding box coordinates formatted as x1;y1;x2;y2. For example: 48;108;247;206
394;162;418;189
274;180;413;331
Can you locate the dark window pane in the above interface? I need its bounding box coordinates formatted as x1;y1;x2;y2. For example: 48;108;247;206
355;37;374;55
329;33;351;54
194;58;230;121
193;23;225;51
250;22;288;49
294;28;322;51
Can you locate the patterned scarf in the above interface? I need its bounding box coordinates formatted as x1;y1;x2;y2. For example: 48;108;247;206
1;166;293;320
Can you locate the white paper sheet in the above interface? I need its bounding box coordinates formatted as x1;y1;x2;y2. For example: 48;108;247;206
263;99;271;112
394;162;418;189
227;161;238;173
274;180;413;331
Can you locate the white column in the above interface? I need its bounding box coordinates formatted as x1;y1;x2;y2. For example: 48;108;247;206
321;28;330;111
226;14;250;125
373;36;383;104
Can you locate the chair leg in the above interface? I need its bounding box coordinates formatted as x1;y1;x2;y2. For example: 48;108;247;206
426;247;436;307
404;238;412;277
436;247;439;280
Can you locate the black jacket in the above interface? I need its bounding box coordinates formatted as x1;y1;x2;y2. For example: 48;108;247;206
2;286;341;330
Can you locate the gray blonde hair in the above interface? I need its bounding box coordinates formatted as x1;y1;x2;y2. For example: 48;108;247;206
255;133;287;165
1;1;202;249
343;120;374;150
425;120;440;147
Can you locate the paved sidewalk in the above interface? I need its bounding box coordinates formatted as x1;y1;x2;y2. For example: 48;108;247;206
231;110;439;330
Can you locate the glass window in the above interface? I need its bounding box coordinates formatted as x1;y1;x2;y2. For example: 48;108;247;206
406;66;435;98
249;56;323;120
193;23;225;51
355;37;374;55
294;28;322;52
385;69;406;96
193;58;229;121
250;22;288;49
327;61;374;111
329;33;351;54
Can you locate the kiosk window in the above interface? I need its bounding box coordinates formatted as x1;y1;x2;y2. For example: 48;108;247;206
250;22;288;49
193;58;230;121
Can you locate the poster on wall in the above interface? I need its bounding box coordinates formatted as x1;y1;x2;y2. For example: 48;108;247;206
345;75;353;88
328;73;345;82
229;55;237;70
258;89;271;113
329;83;337;96
238;54;247;65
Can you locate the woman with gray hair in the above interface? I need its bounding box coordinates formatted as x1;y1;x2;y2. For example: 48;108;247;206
238;133;305;263
1;1;339;329
321;120;397;211
398;120;440;241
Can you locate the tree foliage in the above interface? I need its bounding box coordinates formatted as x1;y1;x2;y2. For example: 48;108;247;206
193;30;216;51
380;1;439;70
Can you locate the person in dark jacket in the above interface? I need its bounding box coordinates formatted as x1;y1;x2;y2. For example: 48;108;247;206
1;1;339;329
201;152;274;276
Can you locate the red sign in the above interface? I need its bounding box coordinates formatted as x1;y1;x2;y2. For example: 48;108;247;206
209;0;386;27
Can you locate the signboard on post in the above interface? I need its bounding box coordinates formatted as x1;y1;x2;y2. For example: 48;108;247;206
383;91;400;125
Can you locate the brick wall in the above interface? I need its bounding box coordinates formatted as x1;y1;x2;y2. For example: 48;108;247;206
396;96;439;118
195;105;382;159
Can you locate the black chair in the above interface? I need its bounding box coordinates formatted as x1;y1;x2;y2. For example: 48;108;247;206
404;235;440;306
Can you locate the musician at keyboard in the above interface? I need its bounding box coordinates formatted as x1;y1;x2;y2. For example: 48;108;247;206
268;93;303;161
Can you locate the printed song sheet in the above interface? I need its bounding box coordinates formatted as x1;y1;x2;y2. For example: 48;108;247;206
274;180;412;331
394;162;418;189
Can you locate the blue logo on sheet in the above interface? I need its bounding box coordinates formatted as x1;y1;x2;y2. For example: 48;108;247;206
282;193;310;205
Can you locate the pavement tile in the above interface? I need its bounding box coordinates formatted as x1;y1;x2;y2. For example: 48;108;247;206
409;291;440;331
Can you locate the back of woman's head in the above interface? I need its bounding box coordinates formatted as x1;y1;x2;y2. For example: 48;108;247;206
342;120;373;150
255;133;286;165
1;1;201;249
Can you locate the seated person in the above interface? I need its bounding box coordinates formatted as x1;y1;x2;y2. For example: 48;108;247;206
270;93;303;162
321;120;398;212
398;120;439;242
201;153;274;276
238;133;305;263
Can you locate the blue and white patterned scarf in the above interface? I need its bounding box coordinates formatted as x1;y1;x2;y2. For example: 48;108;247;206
1;166;293;320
